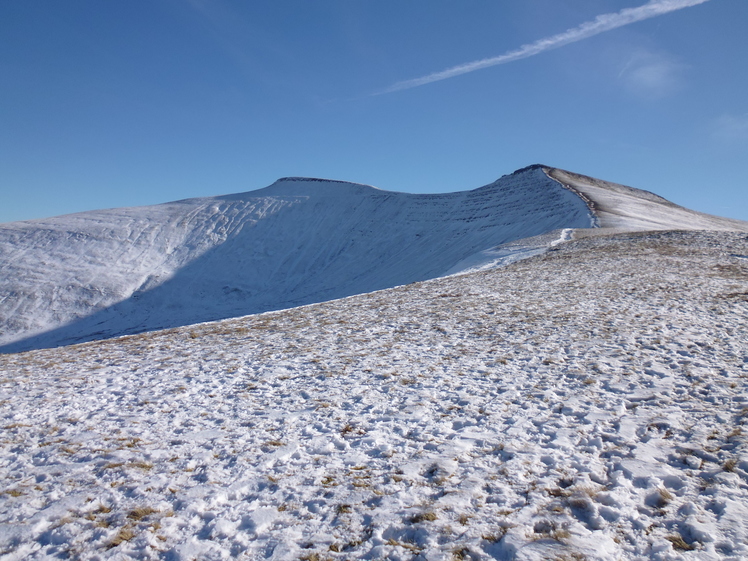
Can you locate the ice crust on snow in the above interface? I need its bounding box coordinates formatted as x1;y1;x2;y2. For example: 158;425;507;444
1;230;747;560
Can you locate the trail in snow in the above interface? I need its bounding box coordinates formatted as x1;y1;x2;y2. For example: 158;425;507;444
445;228;575;276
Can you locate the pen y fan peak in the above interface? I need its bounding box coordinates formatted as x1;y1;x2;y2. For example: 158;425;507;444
1;165;746;353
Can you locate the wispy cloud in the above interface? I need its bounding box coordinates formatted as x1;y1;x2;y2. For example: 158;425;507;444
377;0;711;94
712;113;748;142
618;50;687;99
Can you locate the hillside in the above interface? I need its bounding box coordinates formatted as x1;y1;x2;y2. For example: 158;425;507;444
1;166;592;353
1;230;747;560
2;165;747;354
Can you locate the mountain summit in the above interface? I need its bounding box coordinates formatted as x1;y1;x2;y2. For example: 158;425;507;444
1;165;746;353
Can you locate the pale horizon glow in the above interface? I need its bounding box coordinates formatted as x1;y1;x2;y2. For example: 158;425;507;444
379;0;711;94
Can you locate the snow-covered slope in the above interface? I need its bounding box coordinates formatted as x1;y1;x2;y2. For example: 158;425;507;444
1;167;593;352
546;167;748;232
2;230;747;560
1;165;746;353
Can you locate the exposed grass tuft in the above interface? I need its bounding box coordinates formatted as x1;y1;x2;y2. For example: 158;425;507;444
127;506;158;521
452;547;472;560
108;527;136;548
665;534;694;551
410;511;437;523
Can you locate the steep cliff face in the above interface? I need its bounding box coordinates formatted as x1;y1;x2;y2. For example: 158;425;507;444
0;167;592;352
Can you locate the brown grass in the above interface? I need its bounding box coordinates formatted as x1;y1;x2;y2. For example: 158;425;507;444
127;506;158;521
410;511;437;523
665;535;694;551
108;527;136;548
723;458;738;472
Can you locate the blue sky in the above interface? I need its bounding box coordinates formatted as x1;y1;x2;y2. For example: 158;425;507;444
1;0;747;223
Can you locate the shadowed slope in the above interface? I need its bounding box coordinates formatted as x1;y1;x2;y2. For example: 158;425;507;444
1;167;592;352
3;165;747;353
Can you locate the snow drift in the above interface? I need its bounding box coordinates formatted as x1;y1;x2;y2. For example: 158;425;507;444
1;165;746;353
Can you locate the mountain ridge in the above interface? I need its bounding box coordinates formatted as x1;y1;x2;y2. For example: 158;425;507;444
545;167;748;231
1;165;746;353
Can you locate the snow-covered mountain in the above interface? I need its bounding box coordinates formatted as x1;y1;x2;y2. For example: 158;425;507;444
2;166;748;559
1;165;746;353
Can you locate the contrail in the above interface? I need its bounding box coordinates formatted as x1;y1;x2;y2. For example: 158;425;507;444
378;0;711;94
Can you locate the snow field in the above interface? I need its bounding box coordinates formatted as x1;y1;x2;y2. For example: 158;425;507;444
1;230;747;560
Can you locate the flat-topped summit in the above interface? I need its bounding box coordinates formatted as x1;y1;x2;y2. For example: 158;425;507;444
275;176;370;185
251;176;383;198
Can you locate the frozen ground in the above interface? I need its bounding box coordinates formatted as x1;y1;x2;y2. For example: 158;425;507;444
1;230;747;560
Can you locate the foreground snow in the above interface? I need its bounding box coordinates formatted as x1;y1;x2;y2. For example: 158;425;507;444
1;230;747;560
